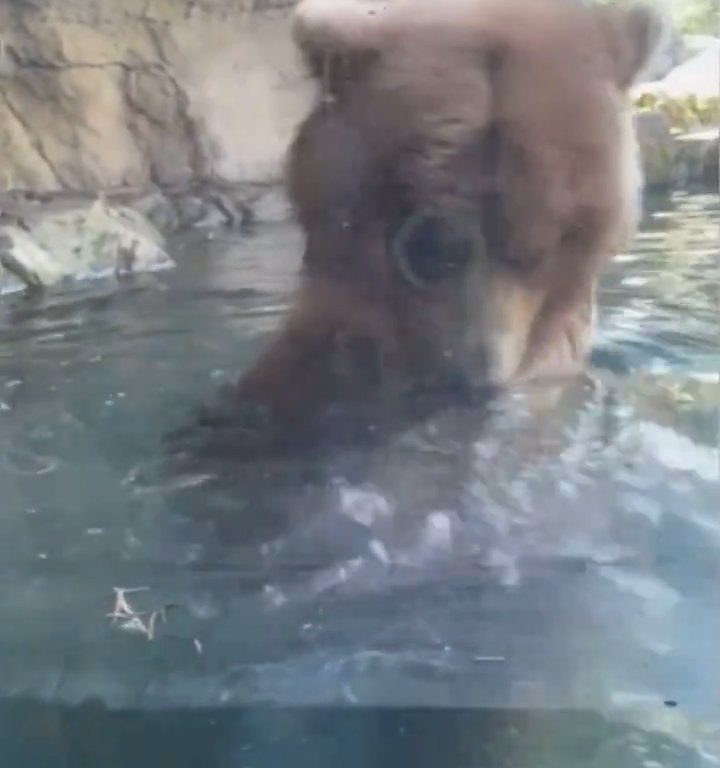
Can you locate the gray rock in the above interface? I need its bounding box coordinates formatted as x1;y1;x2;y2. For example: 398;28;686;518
635;111;678;189
634;36;719;190
130;189;182;233
635;111;719;190
173;194;210;229
0;225;57;292
0;199;173;294
245;185;293;223
675;129;719;188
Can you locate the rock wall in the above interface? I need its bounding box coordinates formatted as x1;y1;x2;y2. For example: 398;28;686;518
0;0;310;195
0;1;716;218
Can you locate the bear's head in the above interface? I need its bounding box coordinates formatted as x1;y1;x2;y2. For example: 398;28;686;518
231;0;663;449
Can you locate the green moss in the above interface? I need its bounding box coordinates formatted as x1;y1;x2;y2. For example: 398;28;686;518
634;94;720;132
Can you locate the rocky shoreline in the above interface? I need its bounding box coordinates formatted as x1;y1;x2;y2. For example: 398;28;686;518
633;36;719;191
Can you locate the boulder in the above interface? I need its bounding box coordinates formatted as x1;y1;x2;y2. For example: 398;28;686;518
635;111;719;190
675;129;720;188
634;36;719;189
0;198;173;294
634;110;678;189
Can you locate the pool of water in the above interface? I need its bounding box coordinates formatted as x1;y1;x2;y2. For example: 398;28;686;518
0;192;718;766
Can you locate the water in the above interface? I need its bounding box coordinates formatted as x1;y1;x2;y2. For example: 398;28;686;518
0;193;718;766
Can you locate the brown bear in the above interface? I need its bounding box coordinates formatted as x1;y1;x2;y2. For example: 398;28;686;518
225;0;663;453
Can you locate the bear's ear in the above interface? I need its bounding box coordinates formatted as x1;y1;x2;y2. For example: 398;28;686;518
292;0;389;97
593;3;667;89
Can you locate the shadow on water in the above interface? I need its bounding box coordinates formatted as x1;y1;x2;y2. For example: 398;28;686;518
0;702;712;768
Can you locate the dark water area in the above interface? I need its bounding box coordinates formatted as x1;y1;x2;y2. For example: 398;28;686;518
0;703;711;768
0;193;718;766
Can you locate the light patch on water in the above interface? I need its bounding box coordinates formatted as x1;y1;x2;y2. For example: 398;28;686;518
646;359;673;375
368;538;391;565
602;567;682;616
337;484;394;527
557;479;580;498
484;548;521;588
613;700;720;766
679;507;720;543
309;558;365;597
474;437;501;462
324;647;467;679
1;449;58;476
553;539;632;565
186;594;222;621
611;690;664;708
622;491;663;526
615;252;642;262
418;512;453;556
641;639;674;656
687;372;720;384
74;262;175;285
342;683;359;704
630;422;719;482
262;584;288;609
124;466;218;494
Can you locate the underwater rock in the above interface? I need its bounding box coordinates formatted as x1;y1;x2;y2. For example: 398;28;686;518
0;198;173;293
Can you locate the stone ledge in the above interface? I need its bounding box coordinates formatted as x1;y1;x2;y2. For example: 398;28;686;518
635;112;719;191
0;196;174;294
0;179;293;234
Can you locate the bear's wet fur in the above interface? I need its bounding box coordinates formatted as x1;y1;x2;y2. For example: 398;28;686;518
193;0;664;456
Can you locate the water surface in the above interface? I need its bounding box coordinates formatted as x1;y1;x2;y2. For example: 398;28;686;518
0;193;718;766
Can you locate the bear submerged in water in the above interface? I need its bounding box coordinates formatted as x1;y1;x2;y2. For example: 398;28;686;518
187;0;664;457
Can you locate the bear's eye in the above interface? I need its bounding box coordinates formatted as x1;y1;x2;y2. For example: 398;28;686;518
393;214;472;289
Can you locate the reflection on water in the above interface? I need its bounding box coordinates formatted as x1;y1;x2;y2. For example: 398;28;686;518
595;193;720;375
0;193;718;765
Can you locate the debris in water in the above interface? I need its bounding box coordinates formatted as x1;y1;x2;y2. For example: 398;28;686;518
108;586;148;618
107;586;171;641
